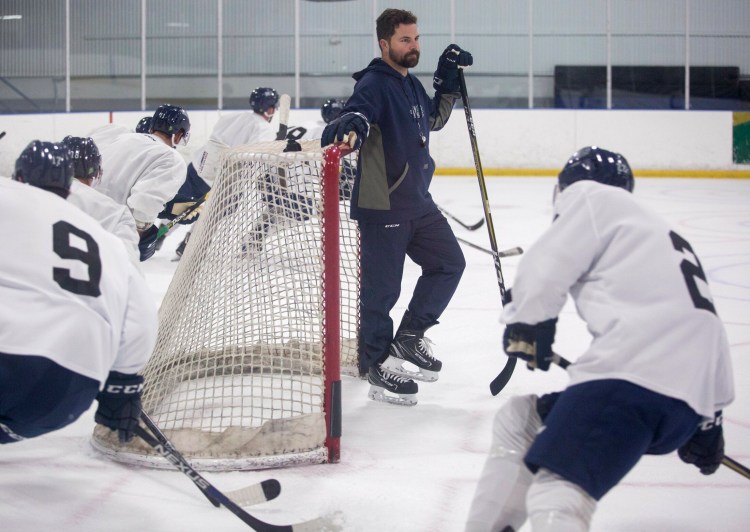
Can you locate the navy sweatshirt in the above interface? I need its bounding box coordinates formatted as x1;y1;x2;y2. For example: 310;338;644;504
343;58;459;224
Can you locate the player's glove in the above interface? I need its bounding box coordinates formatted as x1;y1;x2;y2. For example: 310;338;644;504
678;412;724;475
321;112;369;150
161;191;206;226
433;44;473;94
94;371;145;443
503;318;557;371
138;224;159;262
169;200;204;224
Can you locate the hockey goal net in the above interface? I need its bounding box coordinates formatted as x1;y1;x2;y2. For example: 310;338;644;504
92;139;360;471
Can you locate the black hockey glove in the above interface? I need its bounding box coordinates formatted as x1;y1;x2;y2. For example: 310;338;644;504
503;318;557;371
138;224;159;262
678;412;724;475
321;112;368;150
94;371;145;443
433;44;473;94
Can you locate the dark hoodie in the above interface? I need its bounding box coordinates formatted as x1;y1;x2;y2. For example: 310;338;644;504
344;58;459;223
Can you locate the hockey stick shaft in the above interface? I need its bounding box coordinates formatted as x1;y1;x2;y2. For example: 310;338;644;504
437;204;485;231
458;70;506;298
134;421;321;531
276;94;291;141
140;413;282;507
458;68;518;392
156;192;209;240
721;456;750;480
140;412;221;507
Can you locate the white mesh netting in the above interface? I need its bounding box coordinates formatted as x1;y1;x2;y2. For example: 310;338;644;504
92;139;360;471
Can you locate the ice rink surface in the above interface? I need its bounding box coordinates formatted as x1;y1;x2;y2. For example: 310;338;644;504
2;176;749;531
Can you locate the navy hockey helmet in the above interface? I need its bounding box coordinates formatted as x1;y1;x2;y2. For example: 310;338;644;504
12;140;74;198
249;87;280;114
558;146;634;193
321;98;346;124
62;135;102;183
135;115;153;134
151;104;191;145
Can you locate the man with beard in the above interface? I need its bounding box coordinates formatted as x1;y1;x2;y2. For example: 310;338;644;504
322;8;472;406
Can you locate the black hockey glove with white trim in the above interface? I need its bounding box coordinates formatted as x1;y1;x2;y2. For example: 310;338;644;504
503;318;557;371
321;112;369;150
433;43;473;93
678;412;724;475
95;371;145;443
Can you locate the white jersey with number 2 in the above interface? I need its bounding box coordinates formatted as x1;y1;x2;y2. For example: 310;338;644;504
0;178;158;385
502;180;734;418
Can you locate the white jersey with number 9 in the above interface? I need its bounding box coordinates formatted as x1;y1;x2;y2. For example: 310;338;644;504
0;178;158;385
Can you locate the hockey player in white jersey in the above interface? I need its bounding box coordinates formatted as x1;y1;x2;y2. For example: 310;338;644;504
94;104;190;261
87;115;152;153
1;141;158;444
164;87;279;259
285;98;346;142
464;147;735;532
62;135;140;265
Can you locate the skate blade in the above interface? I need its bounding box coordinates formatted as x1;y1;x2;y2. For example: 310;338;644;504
380;357;439;383
368;386;417;407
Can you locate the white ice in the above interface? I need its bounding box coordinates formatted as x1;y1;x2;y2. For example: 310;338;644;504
2;176;748;531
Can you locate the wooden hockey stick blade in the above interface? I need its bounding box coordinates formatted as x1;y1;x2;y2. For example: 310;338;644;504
722;456;750;480
226;479;282;507
133;425;330;531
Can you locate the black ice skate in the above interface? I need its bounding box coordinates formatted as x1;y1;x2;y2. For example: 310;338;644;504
381;328;442;383
367;365;418;407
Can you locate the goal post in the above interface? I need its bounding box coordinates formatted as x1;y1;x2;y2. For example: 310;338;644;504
92;139;359;471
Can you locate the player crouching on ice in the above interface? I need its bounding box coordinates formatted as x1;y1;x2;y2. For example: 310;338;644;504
1;141;158;445
464;147;734;532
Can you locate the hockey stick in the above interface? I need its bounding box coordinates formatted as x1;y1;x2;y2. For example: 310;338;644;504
156;192;209;240
276;94;291;141
134;421;328;531
722;456;750;480
437;205;485;231
456;237;523;259
140;412;280;508
489;351;571;396
457;68;518;394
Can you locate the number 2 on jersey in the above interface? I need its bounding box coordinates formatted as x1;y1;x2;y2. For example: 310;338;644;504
669;230;716;314
52;221;102;297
